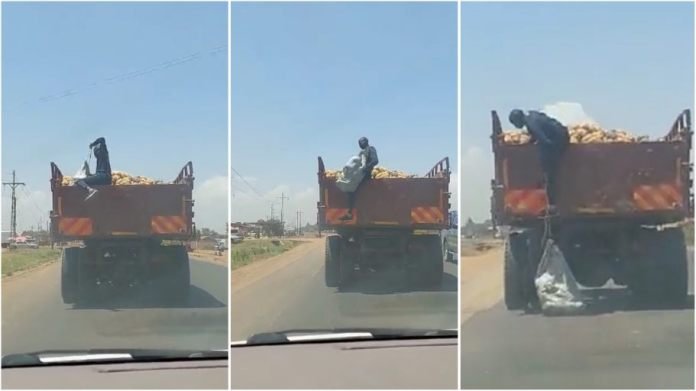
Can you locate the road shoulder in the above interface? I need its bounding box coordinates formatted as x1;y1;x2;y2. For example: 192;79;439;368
190;250;228;266
231;238;323;293
460;242;504;324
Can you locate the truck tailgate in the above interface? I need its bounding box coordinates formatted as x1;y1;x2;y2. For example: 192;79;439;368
491;110;692;223
50;162;194;241
318;158;450;230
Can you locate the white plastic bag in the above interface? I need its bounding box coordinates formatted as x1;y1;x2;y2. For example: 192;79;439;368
335;156;365;193
74;161;91;180
534;238;585;314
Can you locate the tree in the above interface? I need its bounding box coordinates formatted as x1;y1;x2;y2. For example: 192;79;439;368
199;228;220;237
260;219;284;237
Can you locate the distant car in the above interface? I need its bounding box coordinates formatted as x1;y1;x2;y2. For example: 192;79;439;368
10;239;39;249
230;235;243;244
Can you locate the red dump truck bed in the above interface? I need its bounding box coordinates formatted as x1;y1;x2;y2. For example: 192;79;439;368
50;162;194;241
491;110;693;225
317;157;451;230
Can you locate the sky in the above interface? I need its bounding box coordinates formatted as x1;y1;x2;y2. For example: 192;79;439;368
231;2;458;225
462;1;694;222
2;2;228;232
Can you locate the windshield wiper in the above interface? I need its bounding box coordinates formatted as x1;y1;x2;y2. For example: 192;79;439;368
2;348;228;368
233;327;457;347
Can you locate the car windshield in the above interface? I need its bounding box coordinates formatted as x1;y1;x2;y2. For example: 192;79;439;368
230;2;458;343
1;1;229;371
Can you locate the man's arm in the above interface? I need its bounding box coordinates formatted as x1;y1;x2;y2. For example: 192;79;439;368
525;113;552;145
365;147;379;170
360;151;368;170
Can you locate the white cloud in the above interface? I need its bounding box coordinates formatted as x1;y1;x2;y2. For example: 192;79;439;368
193;175;228;231
460;145;493;223
541;101;596;126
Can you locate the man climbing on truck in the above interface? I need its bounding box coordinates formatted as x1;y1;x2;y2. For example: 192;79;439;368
508;109;569;213
339;136;378;221
76;137;112;201
508;109;578;312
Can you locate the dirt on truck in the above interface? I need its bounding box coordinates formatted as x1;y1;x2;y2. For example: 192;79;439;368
50;161;195;304
491;109;694;310
317;156;453;290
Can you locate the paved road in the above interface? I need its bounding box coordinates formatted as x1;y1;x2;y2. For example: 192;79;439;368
460;249;694;389
231;240;458;341
2;258;228;355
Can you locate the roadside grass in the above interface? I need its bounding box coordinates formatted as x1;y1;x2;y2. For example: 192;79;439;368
231;239;301;270
2;248;61;277
685;222;694;245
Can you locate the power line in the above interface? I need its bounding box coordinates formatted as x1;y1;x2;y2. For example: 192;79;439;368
19;186;47;219
231;167;265;199
9;44;226;110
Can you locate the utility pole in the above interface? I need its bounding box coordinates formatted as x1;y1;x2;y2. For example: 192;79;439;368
3;170;26;238
298;210;303;235
278;193;289;237
317;211;322;237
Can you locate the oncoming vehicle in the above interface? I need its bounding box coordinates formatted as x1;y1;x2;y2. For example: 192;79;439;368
9;237;39;250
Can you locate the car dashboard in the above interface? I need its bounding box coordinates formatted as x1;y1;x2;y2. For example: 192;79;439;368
2;358;228;389
230;337;457;389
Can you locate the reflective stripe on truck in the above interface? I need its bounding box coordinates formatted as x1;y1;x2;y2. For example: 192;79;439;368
324;208;357;225
410;206;444;224
151;215;187;234
504;189;547;215
633;183;683;211
58;217;93;236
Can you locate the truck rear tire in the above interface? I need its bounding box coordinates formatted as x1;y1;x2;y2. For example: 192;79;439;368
631;229;688;304
504;234;525;310
338;242;356;290
423;236;444;287
75;247;97;304
61;248;80;304
662;229;689;303
325;235;340;287
170;246;191;301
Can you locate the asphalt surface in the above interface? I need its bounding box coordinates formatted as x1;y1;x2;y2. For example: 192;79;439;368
460;248;695;389
231;240;458;341
2;257;228;356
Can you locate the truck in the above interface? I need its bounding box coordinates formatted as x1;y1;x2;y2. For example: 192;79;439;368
490;109;693;309
1;231;10;248
50;161;195;304
317;156;453;289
